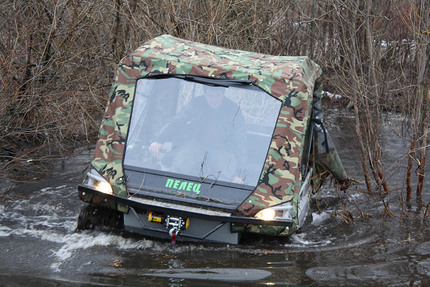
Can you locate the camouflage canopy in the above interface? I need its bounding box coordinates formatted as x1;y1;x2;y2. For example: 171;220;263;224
91;35;346;227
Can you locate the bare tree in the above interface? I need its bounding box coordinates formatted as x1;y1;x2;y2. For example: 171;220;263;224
1;0;428;202
405;0;430;206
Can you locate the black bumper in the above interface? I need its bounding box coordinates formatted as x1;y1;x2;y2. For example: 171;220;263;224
78;184;293;228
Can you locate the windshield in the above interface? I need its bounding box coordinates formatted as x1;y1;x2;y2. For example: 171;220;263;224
124;76;281;187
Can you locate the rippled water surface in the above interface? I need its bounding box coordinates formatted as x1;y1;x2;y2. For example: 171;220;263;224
1;110;429;286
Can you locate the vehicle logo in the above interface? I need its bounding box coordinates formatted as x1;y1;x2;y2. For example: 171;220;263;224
165;178;201;195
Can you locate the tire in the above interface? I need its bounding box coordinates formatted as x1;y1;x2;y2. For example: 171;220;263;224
77;204;123;231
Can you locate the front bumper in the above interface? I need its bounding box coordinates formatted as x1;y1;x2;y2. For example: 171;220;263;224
78;184;294;243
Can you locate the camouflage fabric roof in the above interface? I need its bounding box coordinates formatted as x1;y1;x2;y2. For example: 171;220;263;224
91;35;323;224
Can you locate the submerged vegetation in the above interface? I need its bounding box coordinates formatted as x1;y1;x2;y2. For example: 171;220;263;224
0;1;428;213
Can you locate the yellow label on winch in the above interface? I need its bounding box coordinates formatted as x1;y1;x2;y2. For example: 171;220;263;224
148;212;162;223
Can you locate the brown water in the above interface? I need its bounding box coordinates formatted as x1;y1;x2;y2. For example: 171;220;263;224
1;109;429;286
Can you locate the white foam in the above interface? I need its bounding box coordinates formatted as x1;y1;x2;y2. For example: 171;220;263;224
49;231;160;271
1;184;211;272
311;212;331;226
0;194;163;272
0;225;13;236
286;233;332;248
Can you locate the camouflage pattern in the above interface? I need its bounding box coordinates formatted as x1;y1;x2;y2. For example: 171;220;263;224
311;86;348;184
90;35;347;233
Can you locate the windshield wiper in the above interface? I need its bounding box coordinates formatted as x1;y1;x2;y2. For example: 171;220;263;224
146;74;253;88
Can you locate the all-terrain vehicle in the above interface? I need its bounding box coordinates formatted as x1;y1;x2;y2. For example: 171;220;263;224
77;35;347;244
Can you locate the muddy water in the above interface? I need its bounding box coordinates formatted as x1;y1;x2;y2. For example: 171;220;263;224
1;110;429;286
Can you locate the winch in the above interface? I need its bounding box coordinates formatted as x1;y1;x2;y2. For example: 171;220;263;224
148;212;189;244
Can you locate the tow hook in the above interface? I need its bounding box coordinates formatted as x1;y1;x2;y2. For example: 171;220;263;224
165;215;189;245
148;212;189;245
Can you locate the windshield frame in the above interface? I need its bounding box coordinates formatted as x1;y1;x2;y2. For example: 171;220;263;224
123;74;282;190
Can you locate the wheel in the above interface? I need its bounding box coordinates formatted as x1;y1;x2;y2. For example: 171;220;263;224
77;204;123;231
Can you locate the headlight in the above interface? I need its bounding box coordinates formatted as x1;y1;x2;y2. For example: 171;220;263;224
94;181;113;194
254;201;293;221
255;208;276;221
84;168;113;194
